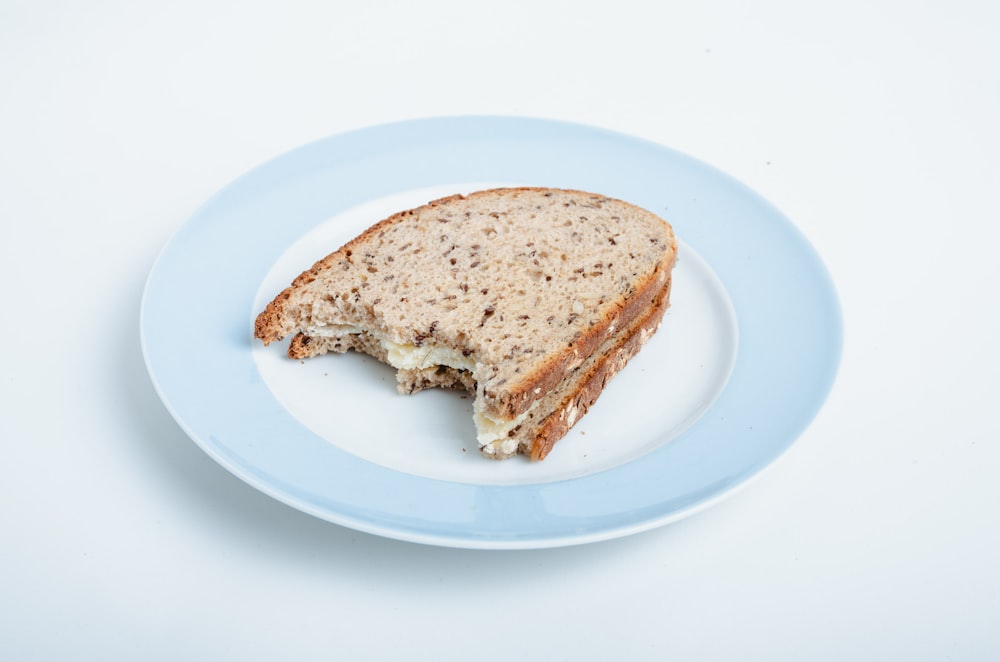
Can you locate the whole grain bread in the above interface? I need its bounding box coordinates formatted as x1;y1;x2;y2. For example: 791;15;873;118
254;187;677;459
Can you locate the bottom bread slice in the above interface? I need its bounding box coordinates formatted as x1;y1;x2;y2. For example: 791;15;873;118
289;277;671;460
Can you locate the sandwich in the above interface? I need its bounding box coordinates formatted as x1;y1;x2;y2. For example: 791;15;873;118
254;187;677;460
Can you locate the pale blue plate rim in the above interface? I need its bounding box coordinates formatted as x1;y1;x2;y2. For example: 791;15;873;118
140;116;842;549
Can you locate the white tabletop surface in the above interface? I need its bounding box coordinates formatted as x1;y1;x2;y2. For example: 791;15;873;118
3;1;998;659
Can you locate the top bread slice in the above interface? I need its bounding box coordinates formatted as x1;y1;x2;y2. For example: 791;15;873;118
254;187;677;459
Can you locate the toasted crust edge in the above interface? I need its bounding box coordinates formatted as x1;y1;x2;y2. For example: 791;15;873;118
525;276;671;460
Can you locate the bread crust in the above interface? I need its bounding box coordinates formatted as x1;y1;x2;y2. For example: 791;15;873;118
487;244;669;420
526;276;671;460
254;187;677;424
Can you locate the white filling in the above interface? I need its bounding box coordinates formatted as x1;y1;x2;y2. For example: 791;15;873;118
383;340;477;373
306;324;473;369
305;323;364;337
473;405;532;456
306;323;536;455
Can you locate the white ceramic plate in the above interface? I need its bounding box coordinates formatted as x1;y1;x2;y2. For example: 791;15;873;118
141;116;842;549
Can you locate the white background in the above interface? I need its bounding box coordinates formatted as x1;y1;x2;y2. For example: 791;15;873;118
2;1;998;659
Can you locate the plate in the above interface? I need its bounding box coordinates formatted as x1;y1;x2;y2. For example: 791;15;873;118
141;116;842;548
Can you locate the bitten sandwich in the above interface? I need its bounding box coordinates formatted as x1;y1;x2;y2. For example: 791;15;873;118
254;187;677;460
